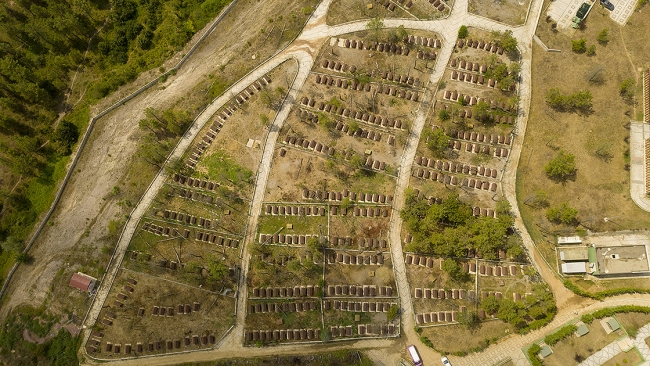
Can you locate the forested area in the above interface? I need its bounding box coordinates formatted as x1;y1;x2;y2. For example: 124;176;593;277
401;189;523;260
0;0;229;271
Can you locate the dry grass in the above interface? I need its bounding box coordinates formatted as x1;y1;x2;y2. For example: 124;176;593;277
325;260;397;288
601;348;642;366
615;312;650;338
422;320;514;353
517;4;650;267
468;0;531;25
542;321;621;366
326;0;450;25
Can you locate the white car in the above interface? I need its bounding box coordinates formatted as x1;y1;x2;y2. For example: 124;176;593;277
442;356;452;366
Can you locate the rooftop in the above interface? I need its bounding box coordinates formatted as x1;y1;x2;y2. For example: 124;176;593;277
561;262;587;274
559;247;589;261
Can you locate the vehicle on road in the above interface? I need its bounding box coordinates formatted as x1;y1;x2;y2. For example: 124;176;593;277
442;356;452;366
600;0;615;10
407;345;423;366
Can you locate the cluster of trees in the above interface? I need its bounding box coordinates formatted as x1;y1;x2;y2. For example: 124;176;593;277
483;55;520;92
401;191;518;260
0;0;229;246
0;308;80;365
546;88;593;113
482;284;556;331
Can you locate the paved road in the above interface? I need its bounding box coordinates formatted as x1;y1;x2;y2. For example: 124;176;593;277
80;0;628;364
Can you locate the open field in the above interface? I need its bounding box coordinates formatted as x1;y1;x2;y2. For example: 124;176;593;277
521;4;650;231
326;0;451;25
517;0;650;290
421;320;514;354
469;0;531;25
601;349;643;366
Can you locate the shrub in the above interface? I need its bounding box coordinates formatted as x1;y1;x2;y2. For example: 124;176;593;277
620;79;635;103
527;344;543;366
597;28;609;43
458;25;468;39
572;38;587;53
544;324;577;345
544;150;575;180
545;202;578;224
586;45;596;56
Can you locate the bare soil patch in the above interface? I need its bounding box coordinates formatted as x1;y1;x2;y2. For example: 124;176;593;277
265;147;397;202
601;349;643;366
327;0;451;25
469;0;531;25
613;313;650;337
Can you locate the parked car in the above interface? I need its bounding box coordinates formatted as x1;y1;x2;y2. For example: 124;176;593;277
442;356;453;366
601;0;614;11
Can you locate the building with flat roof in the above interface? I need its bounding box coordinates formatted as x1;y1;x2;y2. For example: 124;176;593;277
558;236;582;245
561;262;587;274
69;272;97;292
559;247;589;261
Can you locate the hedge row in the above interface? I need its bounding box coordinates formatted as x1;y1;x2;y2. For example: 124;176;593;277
544;324;577;345
563;280;650;300
526;344;543;366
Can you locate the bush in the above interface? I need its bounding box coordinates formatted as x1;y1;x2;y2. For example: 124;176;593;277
620;79;635;103
544;150;576;180
544;324;577;345
597;28;609;43
545;202;578;224
527;344;544;366
581;313;595;324
586;45;596;56
572;38;587;53
458;25;468;39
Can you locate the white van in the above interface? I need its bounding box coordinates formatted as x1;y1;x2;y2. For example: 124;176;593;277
407;345;423;366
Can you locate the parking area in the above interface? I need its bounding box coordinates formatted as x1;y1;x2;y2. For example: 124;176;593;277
547;0;634;29
608;0;636;25
547;0;588;29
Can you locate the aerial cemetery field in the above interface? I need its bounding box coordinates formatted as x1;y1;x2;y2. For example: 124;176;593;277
87;62;297;359
401;27;553;352
244;28;445;345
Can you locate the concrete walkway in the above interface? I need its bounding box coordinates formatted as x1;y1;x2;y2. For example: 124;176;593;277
630;122;650;212
578;338;624;366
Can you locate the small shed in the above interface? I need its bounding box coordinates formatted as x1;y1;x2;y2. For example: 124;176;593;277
69;272;97;292
576;324;589;337
607;318;620;332
539;345;553;358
